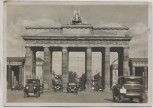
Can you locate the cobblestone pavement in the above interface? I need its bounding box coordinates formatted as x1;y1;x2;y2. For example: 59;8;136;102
7;90;147;103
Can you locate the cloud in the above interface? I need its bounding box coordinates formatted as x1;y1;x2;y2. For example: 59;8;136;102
96;21;148;58
129;22;148;36
96;22;123;27
129;22;148;58
7;18;61;57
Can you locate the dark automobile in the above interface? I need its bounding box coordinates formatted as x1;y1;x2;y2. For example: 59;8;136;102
95;85;104;92
24;79;41;98
78;84;85;91
40;82;44;94
11;84;23;91
67;83;79;94
16;84;24;91
112;76;144;103
53;83;63;92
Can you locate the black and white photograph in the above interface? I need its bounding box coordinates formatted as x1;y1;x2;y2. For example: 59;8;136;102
3;1;152;107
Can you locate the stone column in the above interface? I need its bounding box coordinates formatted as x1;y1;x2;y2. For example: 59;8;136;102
144;66;148;91
102;51;105;88
123;47;130;76
85;47;92;90
62;47;69;92
32;50;36;79
132;66;135;76
22;67;24;86
24;47;33;83
19;65;22;85
8;65;12;89
104;47;111;91
43;47;51;90
118;49;123;77
49;50;53;91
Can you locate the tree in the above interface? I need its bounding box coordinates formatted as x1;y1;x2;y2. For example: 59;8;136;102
68;71;78;83
94;73;100;81
93;73;102;86
79;73;86;84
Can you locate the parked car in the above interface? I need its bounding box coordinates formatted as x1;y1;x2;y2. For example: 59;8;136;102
95;85;104;92
24;79;41;98
11;84;23;91
16;84;24;91
78;84;85;91
53;83;63;92
11;85;16;91
112;76;144;103
40;82;44;94
67;83;79;94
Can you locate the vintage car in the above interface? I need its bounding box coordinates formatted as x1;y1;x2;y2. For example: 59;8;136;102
78;84;85;91
11;84;23;91
95;85;104;92
53;83;63;92
112;76;144;103
40;82;44;94
11;85;16;91
24;79;41;98
67;83;79;94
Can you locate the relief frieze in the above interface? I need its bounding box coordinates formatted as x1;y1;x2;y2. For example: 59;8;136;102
25;39;129;45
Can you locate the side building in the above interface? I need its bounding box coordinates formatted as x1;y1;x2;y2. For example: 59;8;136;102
110;58;148;91
7;57;148;91
7;57;44;89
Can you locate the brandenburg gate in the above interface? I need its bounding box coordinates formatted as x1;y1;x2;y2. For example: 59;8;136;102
22;11;132;91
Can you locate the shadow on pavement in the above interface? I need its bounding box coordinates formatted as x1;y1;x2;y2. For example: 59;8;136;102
104;98;139;103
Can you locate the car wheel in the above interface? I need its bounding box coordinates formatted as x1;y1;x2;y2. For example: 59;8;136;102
38;92;40;97
113;96;116;101
129;98;133;102
139;98;143;103
118;95;124;103
24;93;27;98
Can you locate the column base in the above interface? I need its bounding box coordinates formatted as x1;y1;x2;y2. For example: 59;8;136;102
85;85;92;91
103;87;111;92
62;89;67;93
43;81;52;91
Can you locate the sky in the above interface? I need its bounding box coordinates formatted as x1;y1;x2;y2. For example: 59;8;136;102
6;3;149;76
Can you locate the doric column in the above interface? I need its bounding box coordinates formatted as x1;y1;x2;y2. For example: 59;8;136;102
118;49;123;77
102;51;105;88
50;50;53;91
24;47;33;83
32;50;36;79
132;66;135;76
85;47;92;90
104;47;111;91
62;47;69;92
123;47;130;76
22;67;24;85
144;66;148;91
7;65;12;89
19;65;22;85
43;47;51;90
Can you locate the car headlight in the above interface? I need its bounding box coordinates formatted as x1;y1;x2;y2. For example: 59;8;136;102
26;86;29;89
120;86;126;93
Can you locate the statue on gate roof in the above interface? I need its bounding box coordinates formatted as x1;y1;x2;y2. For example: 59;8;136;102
72;9;82;25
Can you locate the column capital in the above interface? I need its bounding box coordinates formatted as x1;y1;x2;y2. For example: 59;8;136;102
8;65;12;67
86;47;92;49
44;47;50;51
124;47;129;49
25;46;31;48
62;47;67;49
105;47;111;51
86;47;92;53
62;47;68;52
